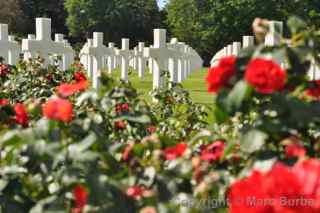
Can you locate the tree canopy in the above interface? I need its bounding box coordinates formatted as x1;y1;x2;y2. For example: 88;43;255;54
64;0;162;47
166;0;320;65
0;0;319;64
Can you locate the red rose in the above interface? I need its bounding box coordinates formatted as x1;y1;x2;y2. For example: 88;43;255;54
0;64;9;77
122;144;134;161
126;186;145;200
147;126;157;134
75;80;88;91
245;58;287;94
46;73;53;82
72;185;88;213
115;120;127;130
116;103;130;114
206;56;236;93
14;103;29;128
305;80;320;98
42;98;73;122
56;81;88;97
293;159;320;209
163;143;187;160
285;143;306;159
228;160;320;213
140;207;157;213
0;98;9;106
74;71;87;82
200;140;225;162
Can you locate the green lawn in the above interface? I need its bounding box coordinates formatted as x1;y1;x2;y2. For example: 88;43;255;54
109;68;213;104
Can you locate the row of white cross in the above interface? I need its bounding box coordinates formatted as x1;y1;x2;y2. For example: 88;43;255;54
211;20;320;80
210;21;283;67
0;17;203;91
80;29;203;90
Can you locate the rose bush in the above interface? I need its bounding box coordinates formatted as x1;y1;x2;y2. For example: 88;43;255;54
1;16;320;213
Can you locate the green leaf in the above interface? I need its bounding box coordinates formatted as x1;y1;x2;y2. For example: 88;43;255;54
224;80;252;113
29;196;57;213
240;130;268;153
287;16;307;34
116;114;151;124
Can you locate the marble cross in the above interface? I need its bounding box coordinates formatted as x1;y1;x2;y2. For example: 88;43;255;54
89;32;115;89
144;29;180;89
265;21;283;46
80;39;94;78
227;44;233;56
54;34;75;70
116;39;132;82
0;24;21;65
232;42;242;56
22;18;74;68
243;36;255;48
23;34;35;61
108;42;117;72
167;38;185;83
137;42;147;78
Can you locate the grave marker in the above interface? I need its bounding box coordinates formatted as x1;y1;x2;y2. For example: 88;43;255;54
116;39;132;82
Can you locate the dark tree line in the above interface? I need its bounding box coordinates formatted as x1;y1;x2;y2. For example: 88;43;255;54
0;0;319;64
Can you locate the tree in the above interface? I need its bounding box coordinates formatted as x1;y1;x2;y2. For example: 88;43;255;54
19;0;68;35
64;0;162;47
166;0;200;46
166;0;320;65
0;0;27;36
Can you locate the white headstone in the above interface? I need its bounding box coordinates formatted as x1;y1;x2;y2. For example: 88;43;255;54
54;34;75;70
0;24;21;65
22;18;75;68
232;42;241;56
265;21;283;46
137;42;147;78
108;42;117;71
227;44;233;56
243;36;255;48
167;38;184;83
144;29;182;89
116;39;132;82
8;35;21;65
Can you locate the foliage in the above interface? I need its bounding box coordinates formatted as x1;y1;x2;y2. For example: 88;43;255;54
2;16;320;213
166;0;320;65
64;0;162;47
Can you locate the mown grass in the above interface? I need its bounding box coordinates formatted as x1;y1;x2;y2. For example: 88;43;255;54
108;67;213;105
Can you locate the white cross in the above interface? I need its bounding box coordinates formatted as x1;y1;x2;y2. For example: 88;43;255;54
243;36;254;48
108;42;117;72
144;29;181;89
265;21;283;46
136;42;147;78
264;21;285;68
23;34;35;60
167;38;185;83
8;35;21;65
232;42;241;56
132;47;139;71
80;39;94;78
83;32;115;89
227;44;233;56
22;18;74;68
210;47;227;67
0;24;21;65
54;34;75;70
148;57;154;74
116;39;132;82
184;45;193;77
